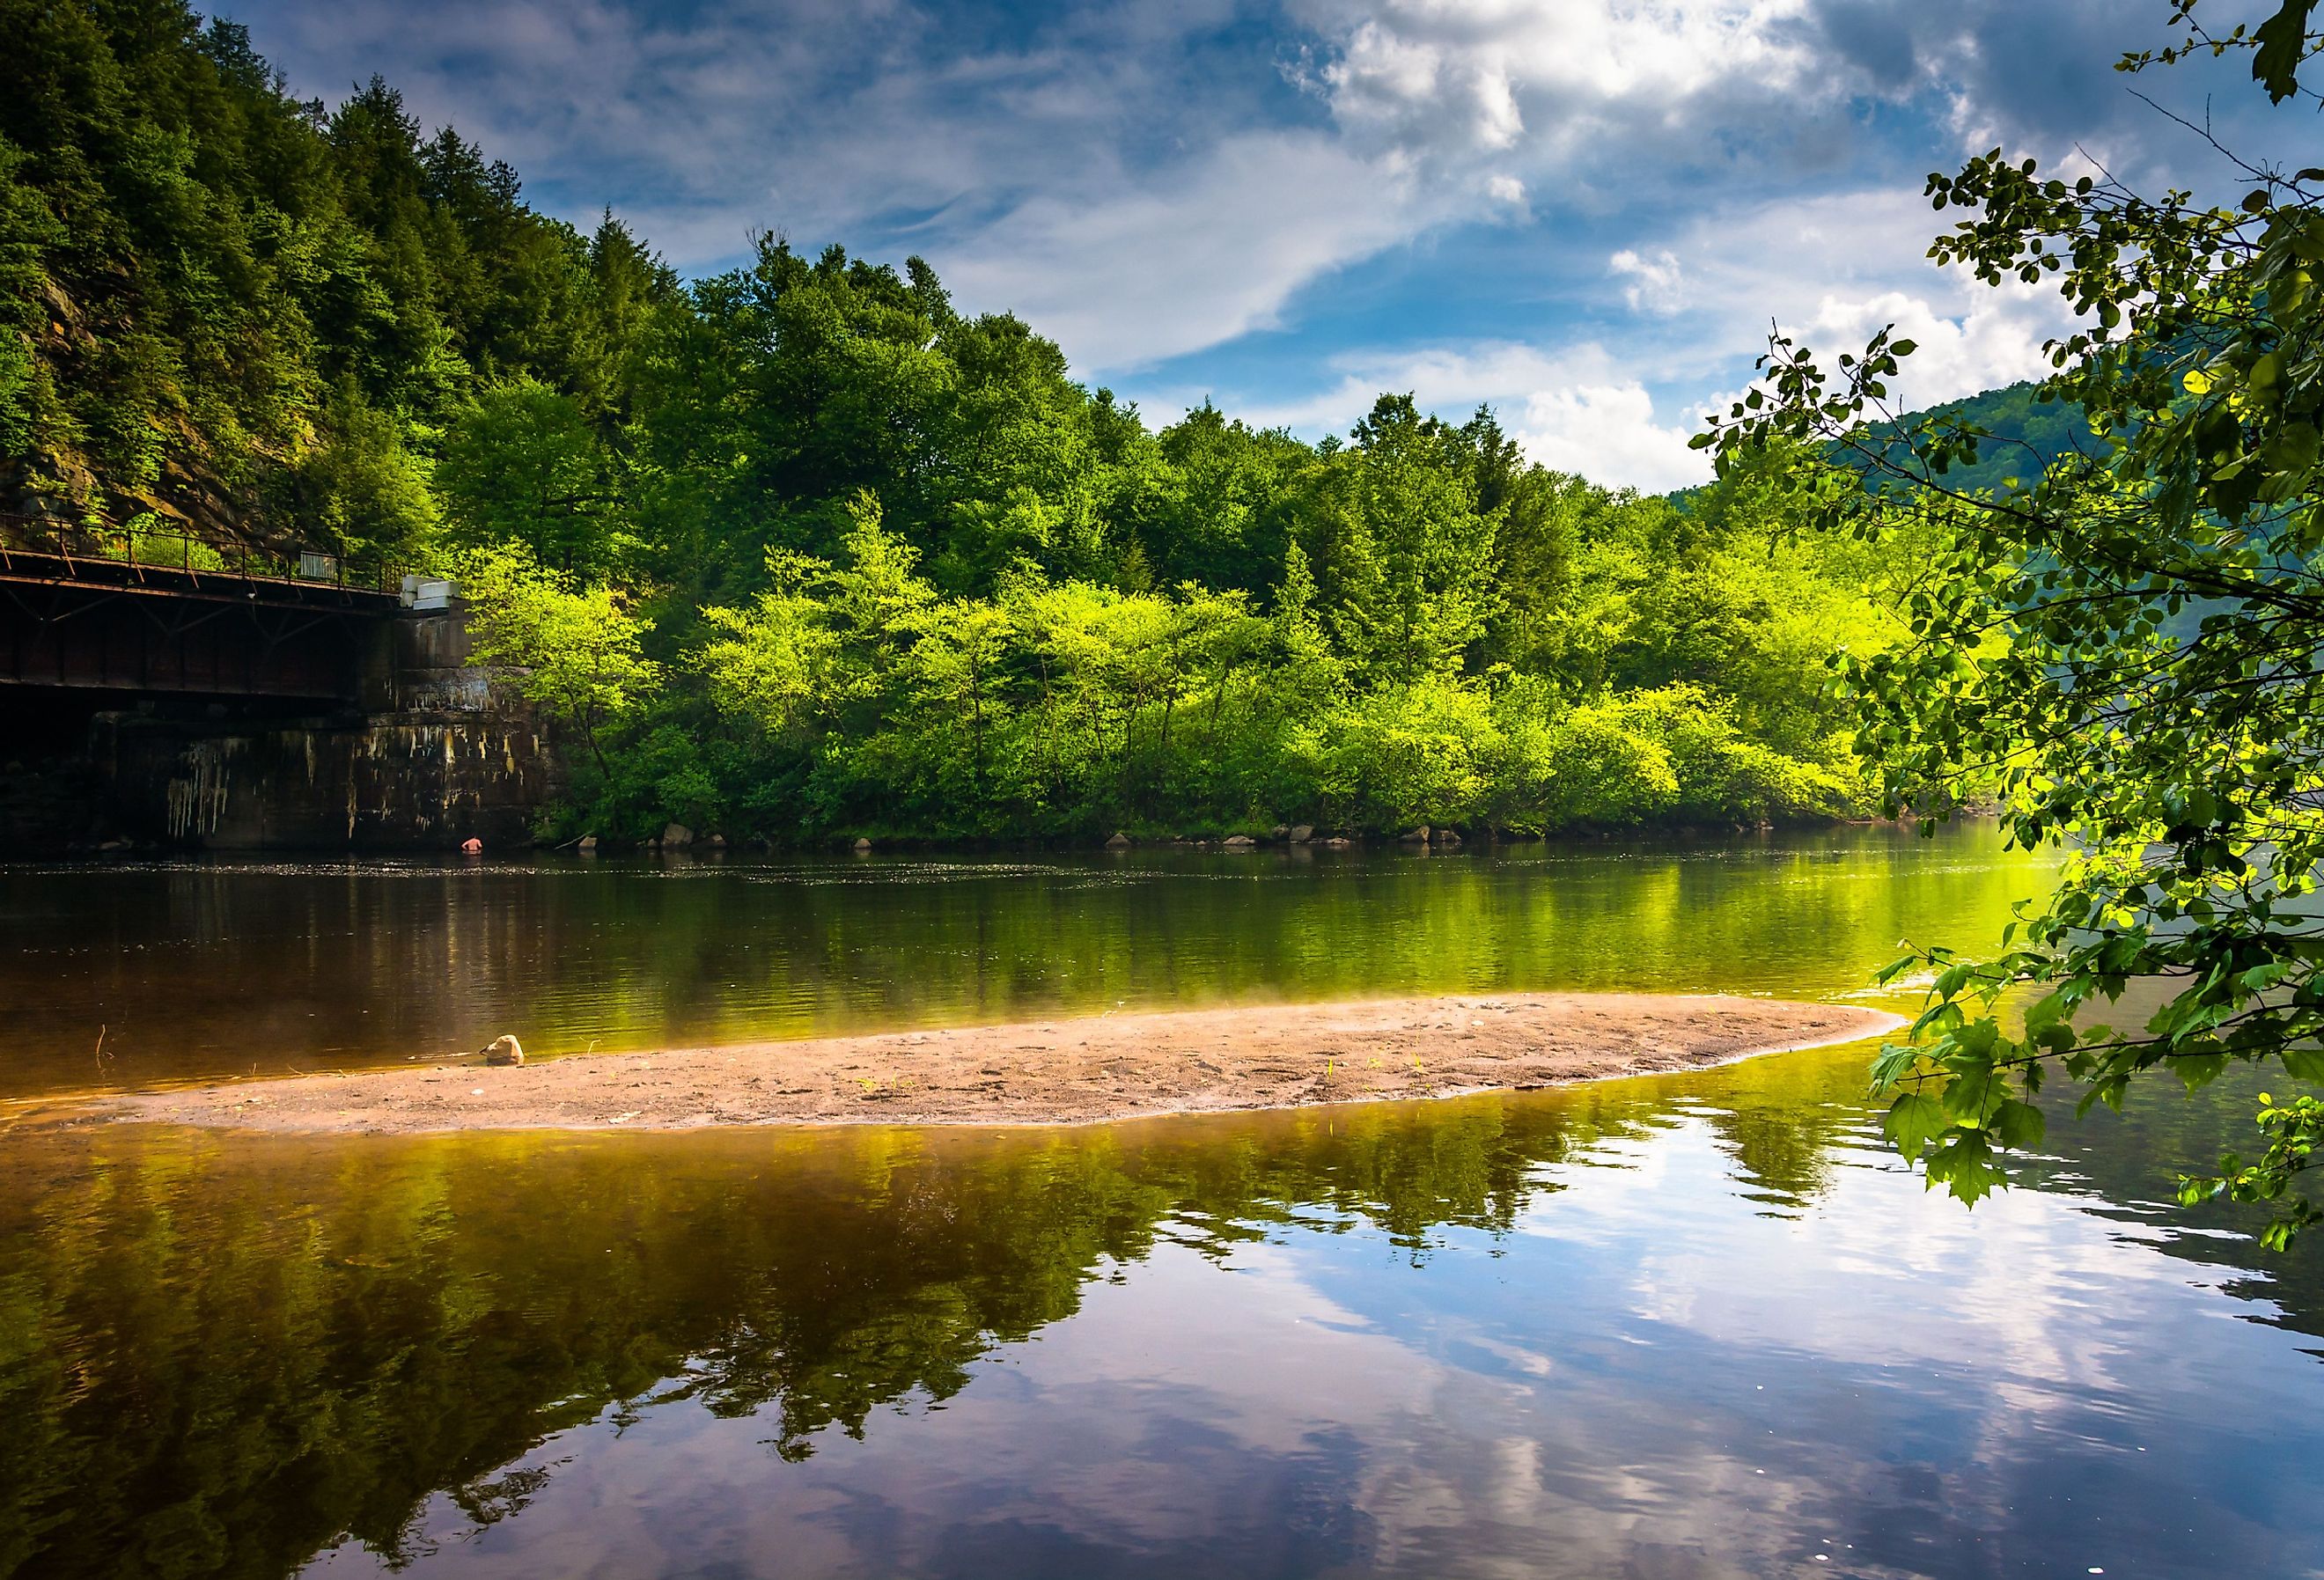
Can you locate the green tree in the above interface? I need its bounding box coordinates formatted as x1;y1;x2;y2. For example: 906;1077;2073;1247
459;545;660;776
1313;395;1504;683
1703;0;2324;1241
437;377;619;576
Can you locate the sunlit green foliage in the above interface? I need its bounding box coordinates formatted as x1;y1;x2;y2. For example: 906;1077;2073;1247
457;546;658;776
8;0;1901;841
1703;0;2324;1242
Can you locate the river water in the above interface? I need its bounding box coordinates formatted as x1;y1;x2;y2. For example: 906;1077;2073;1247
3;826;2320;1577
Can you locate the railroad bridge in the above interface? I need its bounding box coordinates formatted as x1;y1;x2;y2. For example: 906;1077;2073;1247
0;517;559;851
0;515;406;702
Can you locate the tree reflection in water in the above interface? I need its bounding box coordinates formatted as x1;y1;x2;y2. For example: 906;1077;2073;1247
4;1040;2320;1578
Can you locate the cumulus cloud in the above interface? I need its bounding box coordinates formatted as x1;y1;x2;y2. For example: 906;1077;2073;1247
1803;283;2064;412
1291;0;2283;195
1610;248;1686;316
1600;187;2078;407
1511;383;1710;493
1237;342;1713;493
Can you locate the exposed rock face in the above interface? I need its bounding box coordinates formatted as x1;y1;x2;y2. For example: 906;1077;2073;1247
482;1034;524;1066
661;822;694;848
1289;825;1314;843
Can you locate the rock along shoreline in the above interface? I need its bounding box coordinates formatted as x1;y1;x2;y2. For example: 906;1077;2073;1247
99;993;1907;1135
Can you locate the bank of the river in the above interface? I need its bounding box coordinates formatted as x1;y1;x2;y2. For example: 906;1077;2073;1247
97;993;1901;1133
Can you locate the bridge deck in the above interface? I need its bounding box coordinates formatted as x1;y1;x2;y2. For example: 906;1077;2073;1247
0;519;405;701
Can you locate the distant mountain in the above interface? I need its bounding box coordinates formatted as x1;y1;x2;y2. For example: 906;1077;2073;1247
1864;380;2095;496
1668;381;2095;509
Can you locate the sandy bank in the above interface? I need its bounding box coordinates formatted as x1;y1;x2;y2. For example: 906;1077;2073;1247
99;994;1904;1135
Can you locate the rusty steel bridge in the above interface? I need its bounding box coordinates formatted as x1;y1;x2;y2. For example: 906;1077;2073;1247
0;515;408;702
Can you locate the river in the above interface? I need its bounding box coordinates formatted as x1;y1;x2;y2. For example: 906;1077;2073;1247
2;825;2320;1577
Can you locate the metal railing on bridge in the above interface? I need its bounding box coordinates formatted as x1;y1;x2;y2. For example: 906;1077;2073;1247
0;513;409;599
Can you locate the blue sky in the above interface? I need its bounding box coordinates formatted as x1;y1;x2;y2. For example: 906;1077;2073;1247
224;1;2300;490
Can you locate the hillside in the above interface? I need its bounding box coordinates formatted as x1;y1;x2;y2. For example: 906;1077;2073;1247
1864;381;2095;496
1;1;666;547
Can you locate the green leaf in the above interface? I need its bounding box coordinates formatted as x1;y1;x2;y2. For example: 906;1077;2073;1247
1989;1099;2048;1150
1886;1091;1947;1157
2281;1046;2324;1084
2254;0;2317;102
1925;1129;2004;1206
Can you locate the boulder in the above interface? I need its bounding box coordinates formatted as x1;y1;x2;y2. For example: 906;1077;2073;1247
1324;836;1355;849
1106;832;1132;849
1288;825;1314;843
1399;826;1430;843
708;833;727;848
853;837;873;853
577;834;599;853
1437;829;1462;848
1269;824;1291;841
482;1034;524;1067
1223;834;1256;849
661;822;694;848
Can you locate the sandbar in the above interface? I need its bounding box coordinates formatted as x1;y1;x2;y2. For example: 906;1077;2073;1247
100;993;1905;1135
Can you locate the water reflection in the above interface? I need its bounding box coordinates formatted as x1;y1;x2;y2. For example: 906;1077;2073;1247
0;825;2042;1097
4;1038;2320;1578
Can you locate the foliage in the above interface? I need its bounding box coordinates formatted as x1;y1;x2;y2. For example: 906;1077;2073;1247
436;378;621;577
1701;0;2324;1240
0;1;672;547
456;546;658;776
3;0;1903;842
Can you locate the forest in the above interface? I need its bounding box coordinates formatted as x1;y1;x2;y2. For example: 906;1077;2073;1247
1;0;1921;841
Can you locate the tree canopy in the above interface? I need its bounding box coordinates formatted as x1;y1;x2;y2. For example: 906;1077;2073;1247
1704;0;2324;1243
0;0;1914;845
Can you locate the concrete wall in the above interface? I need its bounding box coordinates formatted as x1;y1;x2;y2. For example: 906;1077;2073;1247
85;606;567;852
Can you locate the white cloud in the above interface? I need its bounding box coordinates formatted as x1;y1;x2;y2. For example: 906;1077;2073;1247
1305;0;1827;165
1511;382;1710;493
1610;248;1686;316
1601;187;2079;408
1234;341;1713;493
934;132;1439;372
1804;282;2065;411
